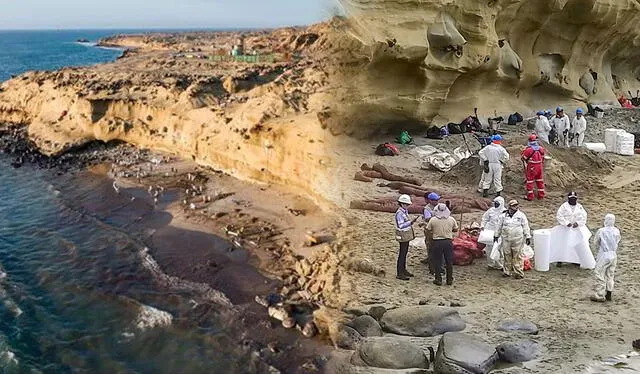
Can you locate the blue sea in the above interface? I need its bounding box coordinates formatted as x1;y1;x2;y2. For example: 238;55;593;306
0;31;321;373
0;30;127;82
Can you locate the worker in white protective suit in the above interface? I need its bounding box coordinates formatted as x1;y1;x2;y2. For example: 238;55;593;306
481;196;506;270
590;214;621;302
549;191;596;269
493;199;531;279
477;137;493;194
477;157;487;193
571;108;587;147
478;134;510;198
534;110;552;143
550;107;571;147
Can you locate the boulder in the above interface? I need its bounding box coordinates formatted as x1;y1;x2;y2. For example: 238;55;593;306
368;306;387;321
351;337;429;369
348;315;383;337
496;339;541;363
380;306;465;337
496;319;538;335
335;325;363;350
434;332;498;374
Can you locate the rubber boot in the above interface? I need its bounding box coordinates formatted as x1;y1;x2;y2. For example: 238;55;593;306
606;291;612;301
482;189;489;198
496;191;501;197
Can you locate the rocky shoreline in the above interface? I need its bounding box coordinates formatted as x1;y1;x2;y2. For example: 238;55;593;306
1;119;345;372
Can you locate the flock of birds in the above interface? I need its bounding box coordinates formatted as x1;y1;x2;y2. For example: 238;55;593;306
112;162;211;211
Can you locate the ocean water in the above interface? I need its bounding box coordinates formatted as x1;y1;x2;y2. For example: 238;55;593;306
0;31;322;373
0;159;250;373
0;30;127;83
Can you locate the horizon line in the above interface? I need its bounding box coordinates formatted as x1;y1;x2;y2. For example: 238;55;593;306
0;21;323;32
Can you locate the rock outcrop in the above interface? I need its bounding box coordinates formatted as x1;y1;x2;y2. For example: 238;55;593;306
496;339;541;363
380;306;466;337
434;332;498;374
351;337;430;370
496;318;539;335
347;315;383;337
0;22;343;206
333;0;640;126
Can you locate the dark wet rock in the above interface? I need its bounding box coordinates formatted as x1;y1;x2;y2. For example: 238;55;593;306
496;319;538;335
380;306;466;337
496;340;541;363
344;306;367;317
368;306;387;321
0;124;148;175
434;332;498;374
348;315;383;337
335;325;363;350
351;337;429;369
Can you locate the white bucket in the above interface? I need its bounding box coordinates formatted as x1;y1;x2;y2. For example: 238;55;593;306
478;230;495;245
584;142;606;153
533;229;551;272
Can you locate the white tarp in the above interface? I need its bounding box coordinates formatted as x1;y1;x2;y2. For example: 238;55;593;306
410;145;472;172
548;225;596;269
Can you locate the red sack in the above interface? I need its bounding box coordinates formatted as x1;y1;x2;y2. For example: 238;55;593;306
523;257;532;271
453;246;473;266
455;232;483;259
452;236;478;265
385;143;399;155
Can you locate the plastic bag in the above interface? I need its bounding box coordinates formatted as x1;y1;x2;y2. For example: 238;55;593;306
523;257;533;271
523;244;534;259
478;230;495;245
489;240;502;262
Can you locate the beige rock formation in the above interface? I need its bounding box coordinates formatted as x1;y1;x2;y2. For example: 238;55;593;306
0;23;341;206
334;0;640;125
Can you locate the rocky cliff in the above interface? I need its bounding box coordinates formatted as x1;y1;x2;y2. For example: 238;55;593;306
0;22;341;205
334;0;640;125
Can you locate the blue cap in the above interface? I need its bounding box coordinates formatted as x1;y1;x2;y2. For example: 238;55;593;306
556;106;563;112
492;134;503;141
545;109;552;114
537;110;544;115
576;108;583;114
427;192;440;201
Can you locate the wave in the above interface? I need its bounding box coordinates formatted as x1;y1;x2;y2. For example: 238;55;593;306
0;337;18;368
135;304;173;331
73;41;126;52
0;265;22;318
137;246;235;309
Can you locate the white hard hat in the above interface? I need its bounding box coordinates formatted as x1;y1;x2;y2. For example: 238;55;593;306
398;194;412;205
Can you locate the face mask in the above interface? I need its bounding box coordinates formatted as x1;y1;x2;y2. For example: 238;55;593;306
568;198;577;206
494;202;500;208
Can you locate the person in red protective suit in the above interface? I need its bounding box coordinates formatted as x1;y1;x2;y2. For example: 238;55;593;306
521;134;546;201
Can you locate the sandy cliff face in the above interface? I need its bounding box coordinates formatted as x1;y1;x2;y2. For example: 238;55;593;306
334;0;640;125
0;24;341;204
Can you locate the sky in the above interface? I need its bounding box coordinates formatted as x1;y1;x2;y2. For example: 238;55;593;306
0;0;340;30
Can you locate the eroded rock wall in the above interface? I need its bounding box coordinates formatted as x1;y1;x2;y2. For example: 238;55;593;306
335;0;640;125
